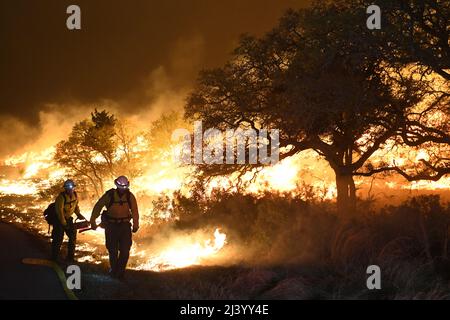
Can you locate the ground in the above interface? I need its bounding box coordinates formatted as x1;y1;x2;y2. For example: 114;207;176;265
0;220;335;300
3;211;450;300
0;222;67;299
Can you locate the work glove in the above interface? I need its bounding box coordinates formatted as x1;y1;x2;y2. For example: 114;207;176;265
132;224;139;233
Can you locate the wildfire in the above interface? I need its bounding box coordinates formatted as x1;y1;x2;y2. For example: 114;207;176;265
1;139;448;201
0;179;38;195
0;108;449;273
250;156;299;192
135;228;227;272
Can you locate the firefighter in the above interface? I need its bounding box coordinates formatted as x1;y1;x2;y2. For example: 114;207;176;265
90;176;139;279
52;179;85;262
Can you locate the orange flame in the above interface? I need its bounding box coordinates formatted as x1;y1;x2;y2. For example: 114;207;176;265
134;228;227;271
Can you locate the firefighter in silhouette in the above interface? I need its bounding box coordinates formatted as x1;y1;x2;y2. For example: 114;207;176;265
52;179;85;262
90;176;139;279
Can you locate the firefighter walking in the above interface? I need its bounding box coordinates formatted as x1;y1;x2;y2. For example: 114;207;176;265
52;179;85;262
90;176;139;279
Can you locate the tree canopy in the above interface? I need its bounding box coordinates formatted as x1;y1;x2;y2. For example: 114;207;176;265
54;109;143;197
185;0;449;216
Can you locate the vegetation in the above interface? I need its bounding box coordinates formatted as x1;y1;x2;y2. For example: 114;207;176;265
54;109;144;197
184;0;449;217
2;0;449;300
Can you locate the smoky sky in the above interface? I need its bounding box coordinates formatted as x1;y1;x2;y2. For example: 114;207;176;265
0;0;309;127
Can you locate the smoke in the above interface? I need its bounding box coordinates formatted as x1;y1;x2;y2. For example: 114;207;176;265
0;33;209;161
0;103;114;161
0;116;40;158
0;0;315;162
121;35;206;126
1;0;309;158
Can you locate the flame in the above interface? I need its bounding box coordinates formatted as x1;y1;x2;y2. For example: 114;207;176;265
252;156;299;192
0;179;38;195
135;228;227;272
5;147;56;178
134;167;185;194
0;132;448;204
0;98;448;271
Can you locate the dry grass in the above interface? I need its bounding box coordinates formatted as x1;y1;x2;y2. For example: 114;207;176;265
2;192;450;299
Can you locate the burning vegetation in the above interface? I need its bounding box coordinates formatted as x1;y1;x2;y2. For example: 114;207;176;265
0;0;449;299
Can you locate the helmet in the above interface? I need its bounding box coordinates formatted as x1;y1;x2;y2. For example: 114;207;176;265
63;179;76;190
114;176;130;190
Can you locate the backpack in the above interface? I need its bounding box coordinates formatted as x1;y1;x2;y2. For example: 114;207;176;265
105;188;132;209
100;189;133;224
43;191;78;226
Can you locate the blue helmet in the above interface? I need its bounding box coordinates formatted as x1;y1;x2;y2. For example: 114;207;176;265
63;179;76;190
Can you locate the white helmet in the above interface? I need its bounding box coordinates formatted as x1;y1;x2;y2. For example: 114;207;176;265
114;176;130;190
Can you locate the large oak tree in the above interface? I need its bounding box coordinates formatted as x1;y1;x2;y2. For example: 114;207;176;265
185;0;449;216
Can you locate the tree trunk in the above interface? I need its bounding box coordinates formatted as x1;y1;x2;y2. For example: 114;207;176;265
418;209;432;262
335;170;356;217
